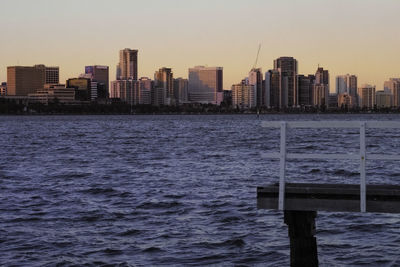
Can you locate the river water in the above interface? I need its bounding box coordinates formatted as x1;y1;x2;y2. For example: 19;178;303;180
0;114;399;266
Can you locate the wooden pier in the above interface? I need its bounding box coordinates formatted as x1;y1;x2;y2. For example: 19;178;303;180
257;183;400;266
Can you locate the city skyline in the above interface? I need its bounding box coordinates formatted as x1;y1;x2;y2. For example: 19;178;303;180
1;0;400;90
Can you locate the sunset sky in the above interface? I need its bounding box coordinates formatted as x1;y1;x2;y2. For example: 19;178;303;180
1;0;399;91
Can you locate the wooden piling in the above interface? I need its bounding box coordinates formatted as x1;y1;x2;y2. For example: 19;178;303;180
284;210;318;267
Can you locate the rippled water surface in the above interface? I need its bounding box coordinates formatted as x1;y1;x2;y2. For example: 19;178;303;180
1;114;400;266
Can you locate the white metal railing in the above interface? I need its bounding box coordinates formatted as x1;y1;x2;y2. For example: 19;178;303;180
261;121;400;212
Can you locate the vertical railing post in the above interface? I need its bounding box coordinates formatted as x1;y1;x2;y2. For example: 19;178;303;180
279;122;287;210
360;122;366;212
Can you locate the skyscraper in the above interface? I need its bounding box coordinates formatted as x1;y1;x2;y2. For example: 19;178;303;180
269;70;281;108
264;71;271;108
110;80;140;105
297;74;314;106
7;65;60;96
173;78;189;104
358;84;376;108
45;66;59;84
336;74;358;105
154;67;174;104
313;67;329;107
188;66;223;104
138;77;152;105
273;57;298;108
118;48;138;80
85;65;109;94
248;68;263;108
7;66;45;96
384;78;400;107
231;80;256;109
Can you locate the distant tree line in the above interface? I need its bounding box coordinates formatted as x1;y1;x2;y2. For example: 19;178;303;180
0;97;399;115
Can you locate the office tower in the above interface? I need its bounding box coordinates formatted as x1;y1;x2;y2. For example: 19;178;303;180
384;78;400;107
110;80;140;105
116;64;121;80
273;57;298;108
0;82;6;95
66;78;92;101
249;68;263;108
376;90;393;108
7;65;45;96
336;74;358;105
118;48;138;80
358;84;376;108
45;66;59;84
269;70;281;108
328;93;338;109
297;74;314;106
231;80;256;109
188;66;223;104
138;77;152;105
7;65;60;96
151;86;166;106
173;78;189;104
154;67;174;104
85;65;109;96
264;71;271;108
313;67;329;107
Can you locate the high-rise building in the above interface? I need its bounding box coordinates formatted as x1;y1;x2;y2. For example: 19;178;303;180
118;48;138;80
376;90;393;108
110;80;140;105
85;65;109;96
336;74;357;105
188;66;223;104
154;67;174;104
358;84;376;108
45;66;60;84
297;74;314;106
328;93;339;109
173;78;189;104
138;77;152;105
313;67;329;107
231;80;256;109
264;71;271;108
7;65;59;96
384;78;400;107
273;57;298;108
248;68;263;108
7;66;44;96
269;70;281;108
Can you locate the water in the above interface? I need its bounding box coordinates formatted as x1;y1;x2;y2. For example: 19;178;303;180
1;114;400;266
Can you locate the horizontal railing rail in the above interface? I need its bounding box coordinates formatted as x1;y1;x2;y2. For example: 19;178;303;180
261;121;400;212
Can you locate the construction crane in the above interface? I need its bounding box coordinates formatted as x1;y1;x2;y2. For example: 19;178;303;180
251;44;261;71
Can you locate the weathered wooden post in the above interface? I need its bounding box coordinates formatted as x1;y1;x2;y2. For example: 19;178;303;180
284;210;318;267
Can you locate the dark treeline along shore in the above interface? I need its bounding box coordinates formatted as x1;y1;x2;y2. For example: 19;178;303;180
1;97;400;115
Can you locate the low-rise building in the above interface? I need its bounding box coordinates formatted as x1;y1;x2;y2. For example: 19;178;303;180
28;84;75;105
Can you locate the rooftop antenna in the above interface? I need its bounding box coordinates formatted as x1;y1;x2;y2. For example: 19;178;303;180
251;44;261;71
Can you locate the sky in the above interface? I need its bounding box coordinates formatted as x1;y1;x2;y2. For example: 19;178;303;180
1;0;399;91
